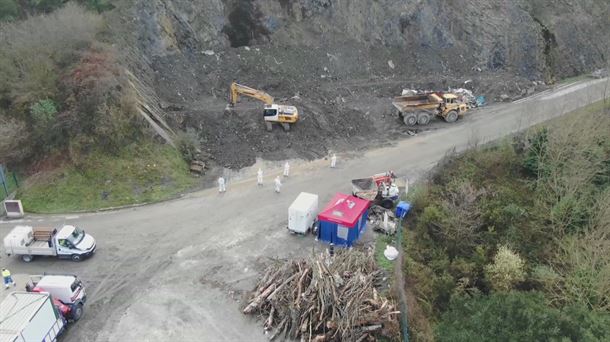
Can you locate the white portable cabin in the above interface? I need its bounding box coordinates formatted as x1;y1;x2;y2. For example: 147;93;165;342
0;292;65;342
288;192;319;234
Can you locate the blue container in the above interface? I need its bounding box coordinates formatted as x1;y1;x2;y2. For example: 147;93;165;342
395;201;412;219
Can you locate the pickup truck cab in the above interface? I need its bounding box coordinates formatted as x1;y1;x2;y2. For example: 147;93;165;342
4;225;96;262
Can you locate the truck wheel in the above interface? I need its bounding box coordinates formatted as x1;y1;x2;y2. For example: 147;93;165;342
71;303;84;321
445;110;458;123
417;113;431;125
22;255;33;263
71;254;82;262
403;113;417;126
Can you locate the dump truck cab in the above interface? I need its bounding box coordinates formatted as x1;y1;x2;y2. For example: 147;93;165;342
439;93;468;122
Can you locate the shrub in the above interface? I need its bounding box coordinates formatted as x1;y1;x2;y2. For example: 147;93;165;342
436;292;610;342
485;245;525;292
523;128;548;177
0;0;18;21
174;129;200;163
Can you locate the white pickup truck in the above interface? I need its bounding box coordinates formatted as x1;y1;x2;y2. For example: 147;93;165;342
4;225;96;262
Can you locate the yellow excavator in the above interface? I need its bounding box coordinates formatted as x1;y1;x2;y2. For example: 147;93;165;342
228;81;299;131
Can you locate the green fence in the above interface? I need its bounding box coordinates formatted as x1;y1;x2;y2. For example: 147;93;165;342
0;165;19;200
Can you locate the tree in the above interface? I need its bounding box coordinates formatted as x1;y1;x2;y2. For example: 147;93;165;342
485;245;525;292
436;292;610;342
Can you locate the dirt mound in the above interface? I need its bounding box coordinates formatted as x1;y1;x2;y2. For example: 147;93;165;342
105;0;608;169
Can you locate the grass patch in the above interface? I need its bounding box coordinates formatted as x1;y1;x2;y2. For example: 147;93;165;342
375;234;396;273
18;143;197;213
557;73;592;85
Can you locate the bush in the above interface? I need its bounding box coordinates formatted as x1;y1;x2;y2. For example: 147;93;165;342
174;130;200;163
485;246;525;292
436;292;610;342
30;99;59;149
0;0;18;21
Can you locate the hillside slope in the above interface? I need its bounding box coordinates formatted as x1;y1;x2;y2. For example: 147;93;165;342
108;0;610;168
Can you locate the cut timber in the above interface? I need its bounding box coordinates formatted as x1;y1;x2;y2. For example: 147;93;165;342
242;250;400;341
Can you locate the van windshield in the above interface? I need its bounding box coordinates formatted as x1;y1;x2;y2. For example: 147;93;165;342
66;227;85;245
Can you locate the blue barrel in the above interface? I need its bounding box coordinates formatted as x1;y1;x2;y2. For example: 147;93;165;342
395;201;412;219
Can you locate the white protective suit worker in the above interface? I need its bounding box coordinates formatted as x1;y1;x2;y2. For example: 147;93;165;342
389;183;399;198
218;176;226;193
283;162;290;177
330;154;337;168
257;168;263;186
274;176;282;193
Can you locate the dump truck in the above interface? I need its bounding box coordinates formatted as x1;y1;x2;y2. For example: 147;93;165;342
0;292;66;342
228;81;299;131
392;92;468;126
4;225;96;262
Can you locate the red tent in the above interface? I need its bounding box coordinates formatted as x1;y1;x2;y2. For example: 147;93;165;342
318;193;370;228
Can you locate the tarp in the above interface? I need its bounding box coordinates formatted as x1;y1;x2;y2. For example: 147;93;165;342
318;193;370;228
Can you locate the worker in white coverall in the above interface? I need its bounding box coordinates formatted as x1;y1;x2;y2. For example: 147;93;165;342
330;153;337;168
274;176;282;193
218;176;226;193
283;162;290;177
257;168;263;186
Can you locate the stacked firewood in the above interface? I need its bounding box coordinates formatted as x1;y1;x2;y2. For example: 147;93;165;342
243;250;400;341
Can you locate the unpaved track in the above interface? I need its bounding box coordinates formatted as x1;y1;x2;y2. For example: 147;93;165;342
0;79;607;341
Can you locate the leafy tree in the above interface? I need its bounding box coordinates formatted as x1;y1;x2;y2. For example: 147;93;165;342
485;245;525;292
436;292;610;342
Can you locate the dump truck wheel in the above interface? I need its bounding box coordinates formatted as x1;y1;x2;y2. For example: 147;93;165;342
403;113;417;126
445;110;458;123
417;113;431;125
21;255;33;263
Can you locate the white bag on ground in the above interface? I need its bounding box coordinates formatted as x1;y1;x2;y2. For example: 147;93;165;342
384;245;399;261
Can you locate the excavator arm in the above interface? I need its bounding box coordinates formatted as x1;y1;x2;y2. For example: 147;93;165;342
230;82;274;106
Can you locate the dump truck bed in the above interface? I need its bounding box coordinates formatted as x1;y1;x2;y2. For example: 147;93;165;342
392;93;443;112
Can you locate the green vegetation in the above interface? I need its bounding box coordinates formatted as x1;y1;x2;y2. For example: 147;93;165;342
18;143;197;213
404;101;610;340
437;292;610;341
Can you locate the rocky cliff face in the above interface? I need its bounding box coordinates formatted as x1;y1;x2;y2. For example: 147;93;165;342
130;0;607;80
108;0;608;168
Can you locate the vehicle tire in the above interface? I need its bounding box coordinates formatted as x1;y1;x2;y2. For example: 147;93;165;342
403;113;417;126
381;199;394;209
71;254;82;262
417;113;431;125
445;110;458;123
71;303;83;321
21;255;33;263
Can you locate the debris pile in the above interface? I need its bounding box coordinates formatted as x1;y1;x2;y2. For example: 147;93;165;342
243;250;400;341
369;205;398;235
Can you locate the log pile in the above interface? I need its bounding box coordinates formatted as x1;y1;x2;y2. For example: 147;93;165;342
243;250;400;341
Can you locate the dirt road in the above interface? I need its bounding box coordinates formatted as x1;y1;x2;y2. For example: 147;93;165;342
0;78;607;341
